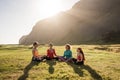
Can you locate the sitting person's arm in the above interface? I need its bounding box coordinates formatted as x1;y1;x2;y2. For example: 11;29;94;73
62;51;65;58
53;49;57;56
69;51;72;58
80;53;83;62
81;48;85;61
47;49;49;57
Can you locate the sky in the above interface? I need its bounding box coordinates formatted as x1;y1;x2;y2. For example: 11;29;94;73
0;0;80;44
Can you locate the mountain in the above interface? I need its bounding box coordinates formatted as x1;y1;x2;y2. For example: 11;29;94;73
19;0;120;45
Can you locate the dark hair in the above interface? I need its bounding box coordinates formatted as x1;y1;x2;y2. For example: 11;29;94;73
77;48;85;60
33;41;38;46
65;44;71;50
49;43;53;47
77;48;83;53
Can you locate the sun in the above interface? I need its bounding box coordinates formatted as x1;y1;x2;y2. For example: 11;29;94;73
38;0;63;19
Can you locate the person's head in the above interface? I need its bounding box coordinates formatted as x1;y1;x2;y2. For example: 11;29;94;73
65;44;71;50
33;41;39;48
49;43;53;49
77;48;83;54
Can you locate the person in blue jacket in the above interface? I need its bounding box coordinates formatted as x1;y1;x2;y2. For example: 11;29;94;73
58;44;73;62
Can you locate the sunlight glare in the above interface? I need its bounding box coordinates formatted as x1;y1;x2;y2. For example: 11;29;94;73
38;0;63;19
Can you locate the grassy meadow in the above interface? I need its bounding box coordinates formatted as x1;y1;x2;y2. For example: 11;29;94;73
0;44;120;80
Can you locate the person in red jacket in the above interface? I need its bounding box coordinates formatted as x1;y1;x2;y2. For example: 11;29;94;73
46;43;58;60
72;48;85;65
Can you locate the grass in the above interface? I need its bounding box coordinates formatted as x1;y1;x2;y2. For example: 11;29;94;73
0;44;120;80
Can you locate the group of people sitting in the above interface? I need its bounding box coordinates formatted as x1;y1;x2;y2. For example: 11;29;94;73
32;42;85;65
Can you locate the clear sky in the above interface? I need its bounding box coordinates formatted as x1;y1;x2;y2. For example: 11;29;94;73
0;0;80;44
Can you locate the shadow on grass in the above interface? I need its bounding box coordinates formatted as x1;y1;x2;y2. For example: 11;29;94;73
18;61;40;80
67;63;102;80
67;63;84;76
46;60;56;74
82;65;102;80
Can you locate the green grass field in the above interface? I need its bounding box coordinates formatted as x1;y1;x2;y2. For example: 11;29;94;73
0;44;120;80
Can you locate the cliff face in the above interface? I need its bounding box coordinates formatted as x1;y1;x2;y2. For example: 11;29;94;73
19;0;120;45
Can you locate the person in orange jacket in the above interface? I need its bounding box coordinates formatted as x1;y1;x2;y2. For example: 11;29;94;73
32;41;46;61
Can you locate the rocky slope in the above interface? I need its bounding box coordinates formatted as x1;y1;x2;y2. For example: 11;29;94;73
19;0;120;45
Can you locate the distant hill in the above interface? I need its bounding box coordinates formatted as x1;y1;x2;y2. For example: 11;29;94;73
19;0;120;45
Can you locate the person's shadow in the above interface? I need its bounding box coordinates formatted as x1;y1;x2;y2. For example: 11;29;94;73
67;63;84;76
46;60;56;74
18;61;40;80
67;63;102;80
82;65;102;80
